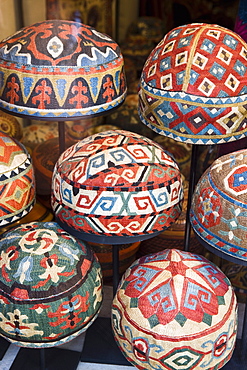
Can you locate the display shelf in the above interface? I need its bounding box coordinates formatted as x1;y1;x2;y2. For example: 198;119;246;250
10;347;81;370
80;317;131;366
0;337;10;360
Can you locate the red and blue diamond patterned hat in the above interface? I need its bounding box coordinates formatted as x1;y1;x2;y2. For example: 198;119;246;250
0;221;103;348
190;148;247;264
112;249;237;370
0;20;126;120
51;130;184;244
0;133;35;227
139;23;247;144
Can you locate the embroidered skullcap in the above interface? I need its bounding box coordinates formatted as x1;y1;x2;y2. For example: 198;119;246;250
139;23;247;144
51;129;184;244
0;133;35;227
0;20;126;120
0;111;22;141
0;221;103;348
190;148;247;264
112;249;237;370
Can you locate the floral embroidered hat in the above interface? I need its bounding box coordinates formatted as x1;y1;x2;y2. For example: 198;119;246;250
0;221;103;348
0;20;126;120
112;249;237;370
139;23;247;145
190;148;247;264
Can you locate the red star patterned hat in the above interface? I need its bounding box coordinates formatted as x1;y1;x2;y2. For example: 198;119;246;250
112;249;237;370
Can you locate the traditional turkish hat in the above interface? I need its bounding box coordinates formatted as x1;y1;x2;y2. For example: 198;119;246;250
138;23;247;145
0;200;53;235
0;132;35;227
190;148;247;264
0;20;126;121
51;129;184;244
112;248;237;370
21;122;59;152
0;111;22;141
0;221;103;348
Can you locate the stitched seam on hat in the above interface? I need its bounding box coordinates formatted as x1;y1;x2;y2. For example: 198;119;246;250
183;26;207;92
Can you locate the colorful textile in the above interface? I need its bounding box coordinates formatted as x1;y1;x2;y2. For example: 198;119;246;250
0;133;35;226
0;200;53;235
190;148;247;263
51;130;184;244
0;221;103;348
139;23;247;144
0;111;23;141
0;20;126;120
112;249;237;370
21;122;59;151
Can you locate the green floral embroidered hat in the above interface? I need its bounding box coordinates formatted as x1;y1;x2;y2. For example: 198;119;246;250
0;221;103;348
0;20;126;120
112;249;237;370
190;148;247;264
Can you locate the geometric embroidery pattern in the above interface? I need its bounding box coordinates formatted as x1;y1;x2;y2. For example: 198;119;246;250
138;23;247;144
190;148;247;263
51;130;184;244
0;20;127;120
112;249;237;369
0;133;35;226
0;222;103;348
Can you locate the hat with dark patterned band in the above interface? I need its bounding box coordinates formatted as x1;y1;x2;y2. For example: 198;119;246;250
0;20;126;120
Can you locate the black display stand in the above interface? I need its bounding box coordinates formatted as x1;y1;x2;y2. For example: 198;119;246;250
0;337;10;360
80;245;133;366
10;347;81;370
80;317;131;366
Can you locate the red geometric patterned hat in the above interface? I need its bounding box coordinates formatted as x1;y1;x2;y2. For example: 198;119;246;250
0;133;35;227
190;148;247;264
139;23;247;145
112;249;237;370
0;221;103;348
0;20;126;120
51;130;184;244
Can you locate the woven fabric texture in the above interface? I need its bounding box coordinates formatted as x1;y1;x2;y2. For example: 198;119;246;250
190;148;247;263
112;248;237;370
0;20;126;120
138;23;247;144
0;133;35;227
0;111;23;141
0;221;103;348
51;130;184;244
